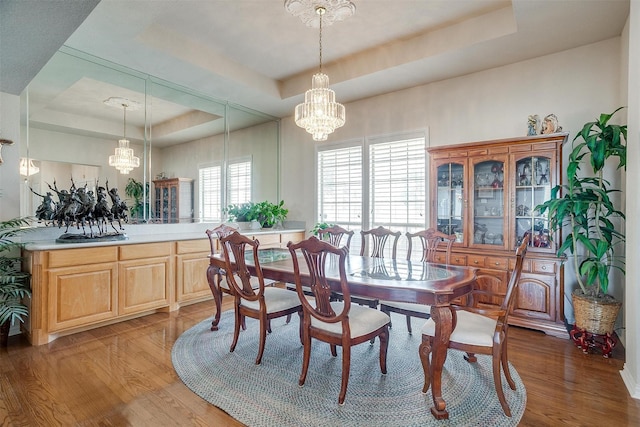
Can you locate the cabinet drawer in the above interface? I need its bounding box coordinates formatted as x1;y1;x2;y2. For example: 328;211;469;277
176;239;210;254
48;247;118;268
120;242;172;260
531;260;556;274
467;255;485;267
486;256;509;270
449;254;467;266
280;232;305;245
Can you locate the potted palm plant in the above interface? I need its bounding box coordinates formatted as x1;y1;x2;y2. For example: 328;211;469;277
0;217;32;346
536;107;626;340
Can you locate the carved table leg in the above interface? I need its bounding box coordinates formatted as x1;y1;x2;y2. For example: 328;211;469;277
429;305;453;420
207;264;223;331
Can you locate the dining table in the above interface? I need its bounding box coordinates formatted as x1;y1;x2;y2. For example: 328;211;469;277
207;247;478;420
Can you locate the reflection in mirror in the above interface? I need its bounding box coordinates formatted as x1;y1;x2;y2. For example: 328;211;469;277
21;47;280;225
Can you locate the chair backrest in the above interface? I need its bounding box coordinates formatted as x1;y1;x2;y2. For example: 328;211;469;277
318;225;354;250
360;226;401;259
406;228;456;263
502;234;529;315
206;224;237;255
288;236;351;324
220;231;266;301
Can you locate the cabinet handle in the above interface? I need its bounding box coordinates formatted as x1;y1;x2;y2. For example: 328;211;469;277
495;262;500;266
473;260;479;264
541;266;547;270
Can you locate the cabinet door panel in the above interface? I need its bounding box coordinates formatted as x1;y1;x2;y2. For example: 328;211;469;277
471;157;507;249
513;273;555;321
119;257;170;314
433;160;467;245
176;254;211;302
48;263;118;331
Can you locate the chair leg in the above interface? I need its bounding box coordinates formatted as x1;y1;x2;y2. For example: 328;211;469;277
255;315;268;365
267;319;272;334
501;339;516;390
419;336;432;393
379;327;389;374
299;328;312;387
230;305;242;353
492;343;512;417
338;343;351;405
380;305;392;328
330;343;338;357
298;311;304;345
464;352;477;363
405;315;413;334
285;313;292;324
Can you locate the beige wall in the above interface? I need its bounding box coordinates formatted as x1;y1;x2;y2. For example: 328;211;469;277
280;37;622;233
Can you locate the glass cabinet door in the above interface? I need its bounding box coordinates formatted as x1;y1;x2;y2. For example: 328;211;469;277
435;162;465;243
514;155;553;250
472;159;506;248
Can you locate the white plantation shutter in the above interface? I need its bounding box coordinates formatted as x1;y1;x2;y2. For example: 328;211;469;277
227;159;252;205
369;136;426;230
199;164;222;221
317;145;362;227
316;132;427;257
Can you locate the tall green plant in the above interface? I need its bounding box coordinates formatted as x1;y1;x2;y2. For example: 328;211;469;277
0;218;32;325
537;108;626;297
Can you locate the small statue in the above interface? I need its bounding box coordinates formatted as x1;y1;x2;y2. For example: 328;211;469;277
527;115;541;136
541;114;562;134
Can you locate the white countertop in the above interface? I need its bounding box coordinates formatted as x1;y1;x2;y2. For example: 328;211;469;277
22;222;306;251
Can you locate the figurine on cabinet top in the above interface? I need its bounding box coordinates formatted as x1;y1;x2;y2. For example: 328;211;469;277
541;113;562;134
527;114;541;136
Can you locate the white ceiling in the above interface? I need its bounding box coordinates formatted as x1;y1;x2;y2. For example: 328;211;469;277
1;0;630;146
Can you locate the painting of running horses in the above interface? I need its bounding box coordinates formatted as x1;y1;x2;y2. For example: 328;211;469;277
31;178;130;243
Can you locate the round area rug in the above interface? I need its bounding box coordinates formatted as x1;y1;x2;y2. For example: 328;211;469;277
172;314;526;427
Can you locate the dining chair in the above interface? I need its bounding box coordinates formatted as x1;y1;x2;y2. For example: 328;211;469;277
379;228;456;334
287;236;390;405
319;225;355;249
286;224;354;297
205;224;238;331
418;234;529;417
220;231;302;365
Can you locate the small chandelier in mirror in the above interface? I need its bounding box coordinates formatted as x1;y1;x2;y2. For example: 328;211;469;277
104;97;141;175
287;0;355;141
19;158;39;176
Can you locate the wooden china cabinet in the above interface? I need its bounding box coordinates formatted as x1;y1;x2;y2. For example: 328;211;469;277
153;178;194;223
428;133;569;338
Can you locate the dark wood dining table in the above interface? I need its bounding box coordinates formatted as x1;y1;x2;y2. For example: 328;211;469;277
207;248;478;420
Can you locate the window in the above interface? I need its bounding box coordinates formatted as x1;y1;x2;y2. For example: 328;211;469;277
316;132;426;257
199;164;222;221
226;158;252;205
317;144;363;227
199;157;252;221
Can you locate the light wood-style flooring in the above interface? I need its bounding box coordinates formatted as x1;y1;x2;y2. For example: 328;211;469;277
1;298;639;426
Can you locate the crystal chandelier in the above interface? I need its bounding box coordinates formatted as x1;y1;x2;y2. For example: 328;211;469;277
287;1;355;141
105;97;141;174
19;158;39;176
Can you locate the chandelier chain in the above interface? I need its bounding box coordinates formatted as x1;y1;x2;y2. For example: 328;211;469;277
318;6;324;73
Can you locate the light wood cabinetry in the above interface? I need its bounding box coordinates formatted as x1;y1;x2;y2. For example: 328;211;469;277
24;229;305;345
153;178;194;223
428;133;568;337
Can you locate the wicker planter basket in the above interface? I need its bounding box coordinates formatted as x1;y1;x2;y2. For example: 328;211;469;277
572;291;622;335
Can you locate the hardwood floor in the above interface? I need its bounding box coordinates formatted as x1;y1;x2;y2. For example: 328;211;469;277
1;298;639;426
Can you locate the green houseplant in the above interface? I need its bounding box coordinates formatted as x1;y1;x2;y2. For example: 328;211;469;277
225;202;257;223
125;178;150;222
252;200;288;228
0;217;32;346
536;107;626;336
310;221;335;236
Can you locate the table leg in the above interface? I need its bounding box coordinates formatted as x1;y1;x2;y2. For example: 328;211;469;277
429;305;453;420
207;264;223;331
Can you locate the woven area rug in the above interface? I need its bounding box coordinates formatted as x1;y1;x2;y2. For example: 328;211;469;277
172;314;526;426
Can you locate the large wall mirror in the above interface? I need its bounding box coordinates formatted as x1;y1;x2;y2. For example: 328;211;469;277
20;47;280;225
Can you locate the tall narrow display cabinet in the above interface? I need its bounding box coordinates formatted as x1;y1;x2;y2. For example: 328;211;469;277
153;178;194;223
428;133;569;338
